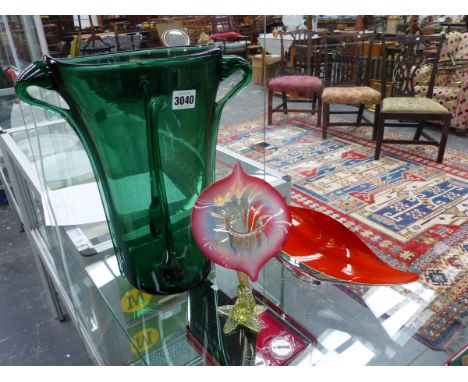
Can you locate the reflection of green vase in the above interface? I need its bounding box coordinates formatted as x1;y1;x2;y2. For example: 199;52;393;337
16;45;252;294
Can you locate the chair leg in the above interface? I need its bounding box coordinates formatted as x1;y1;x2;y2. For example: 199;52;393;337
268;88;273;125
437;117;451;163
374;114;385;160
281;92;288;115
356;104;365;126
317;96;322;127
413;122;424;141
372;104;380;141
322;103;329;139
311;94;317;116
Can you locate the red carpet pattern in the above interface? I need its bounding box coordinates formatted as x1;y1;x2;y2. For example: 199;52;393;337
218;114;467;351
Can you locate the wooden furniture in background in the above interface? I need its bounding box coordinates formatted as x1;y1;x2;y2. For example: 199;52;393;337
252;54;281;85
321;33;381;139
80;16;114;55
42;23;61;57
267;30;325;125
375;34;451;163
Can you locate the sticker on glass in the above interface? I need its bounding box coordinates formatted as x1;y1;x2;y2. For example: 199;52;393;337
172;90;196;110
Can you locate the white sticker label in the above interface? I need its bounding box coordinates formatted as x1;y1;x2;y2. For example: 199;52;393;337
172;90;196;110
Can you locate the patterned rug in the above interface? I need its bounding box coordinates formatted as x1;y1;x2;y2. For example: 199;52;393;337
218;114;467;352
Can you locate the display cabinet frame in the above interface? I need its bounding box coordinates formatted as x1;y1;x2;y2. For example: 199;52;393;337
0;118;291;365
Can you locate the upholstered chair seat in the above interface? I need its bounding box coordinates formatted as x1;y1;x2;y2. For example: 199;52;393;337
322;86;381;105
415;85;465;123
320;34;381;140
267;30;326;125
382;97;451;114
374;34;452;164
268;75;322;95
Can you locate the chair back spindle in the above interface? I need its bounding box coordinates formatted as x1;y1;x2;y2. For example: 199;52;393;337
380;34;445;99
278;30;325;77
323;33;375;88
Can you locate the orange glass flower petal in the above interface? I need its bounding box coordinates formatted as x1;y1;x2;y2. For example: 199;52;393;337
278;206;419;285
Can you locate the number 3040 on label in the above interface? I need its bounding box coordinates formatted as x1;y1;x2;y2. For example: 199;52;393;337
172;90;196;110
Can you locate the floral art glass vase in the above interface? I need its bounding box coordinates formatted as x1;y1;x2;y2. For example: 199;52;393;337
16;45;252;294
191;162;292;333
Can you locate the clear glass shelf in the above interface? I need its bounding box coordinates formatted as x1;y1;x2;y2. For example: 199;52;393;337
1;118;464;366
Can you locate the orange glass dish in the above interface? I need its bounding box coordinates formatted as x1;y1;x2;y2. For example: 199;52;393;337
278;206;419;285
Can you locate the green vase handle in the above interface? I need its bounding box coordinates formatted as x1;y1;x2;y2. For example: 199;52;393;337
215;55;252;117
15;57;72;120
146;96;173;248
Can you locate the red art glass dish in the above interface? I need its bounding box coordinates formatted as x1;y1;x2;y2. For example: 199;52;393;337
191;162;291;281
278;206;419;285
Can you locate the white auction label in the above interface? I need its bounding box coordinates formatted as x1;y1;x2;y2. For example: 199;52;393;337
172;90;196;110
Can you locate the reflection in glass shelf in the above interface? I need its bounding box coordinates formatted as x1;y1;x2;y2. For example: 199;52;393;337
3;114;463;365
86;259;116;289
363;286;406;318
319;329;352;352
382;301;421;339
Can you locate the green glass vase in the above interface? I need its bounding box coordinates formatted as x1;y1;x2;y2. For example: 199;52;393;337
16;45;252;294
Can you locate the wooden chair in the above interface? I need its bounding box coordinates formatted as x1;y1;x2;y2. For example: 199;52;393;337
267;30;325;125
374;34;451;163
321;32;381;139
